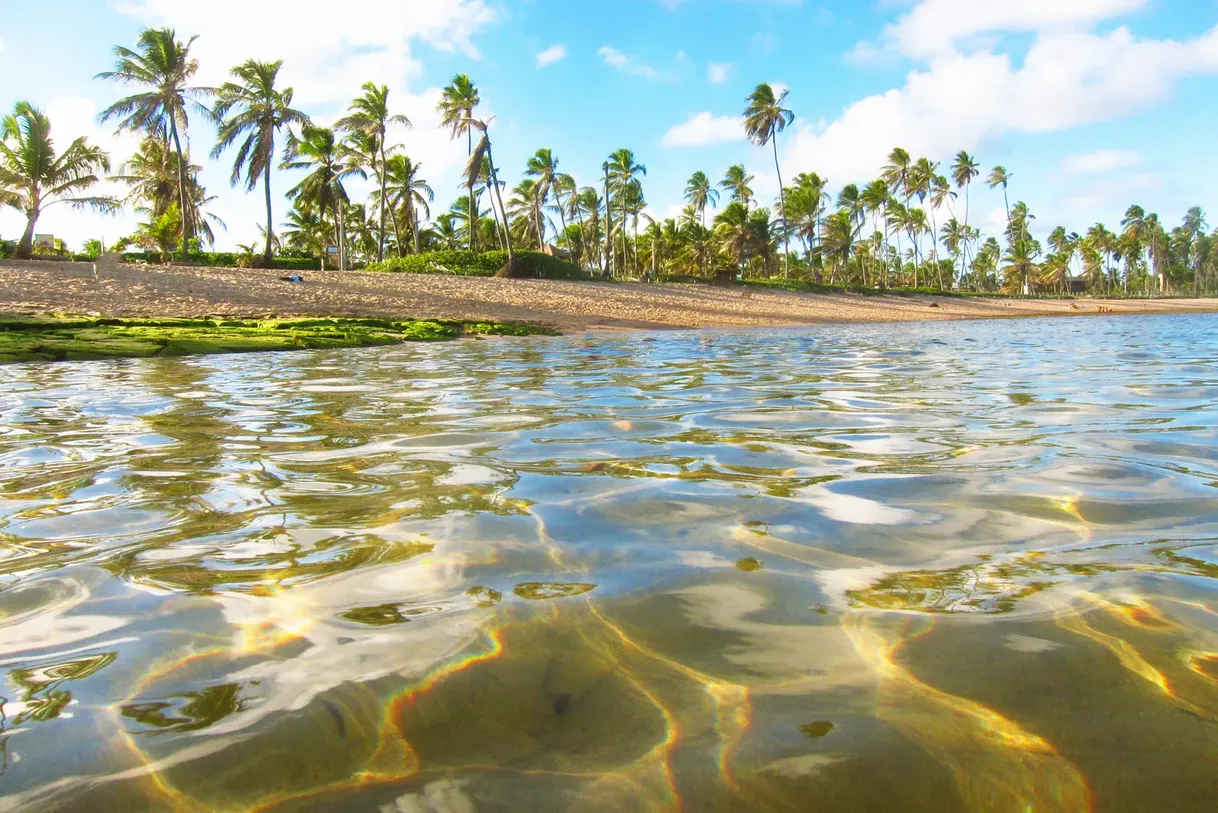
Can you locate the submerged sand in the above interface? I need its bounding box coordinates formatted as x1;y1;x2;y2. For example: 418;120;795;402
3;259;1216;332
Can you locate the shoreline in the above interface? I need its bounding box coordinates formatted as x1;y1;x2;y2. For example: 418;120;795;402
3;259;1217;334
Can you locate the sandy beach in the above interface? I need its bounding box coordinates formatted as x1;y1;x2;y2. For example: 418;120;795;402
3;259;1216;332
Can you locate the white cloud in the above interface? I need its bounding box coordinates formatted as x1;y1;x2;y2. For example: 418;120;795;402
1060;172;1162;211
708;62;731;84
661;112;745;148
598;46;660;78
536;44;566;68
784;24;1218;184
1061;149;1141;176
865;0;1149;60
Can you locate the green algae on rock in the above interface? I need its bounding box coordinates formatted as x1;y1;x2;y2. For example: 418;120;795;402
0;316;557;364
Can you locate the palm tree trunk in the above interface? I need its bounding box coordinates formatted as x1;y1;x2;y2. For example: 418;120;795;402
772;133;790;278
169;119;192;263
603;169;613;278
390;198;405;257
484;139;514;267
377;142;389;262
410;198;421;254
467;128;476;253
17;208;39;260
338;204;346;270
263;159;275;268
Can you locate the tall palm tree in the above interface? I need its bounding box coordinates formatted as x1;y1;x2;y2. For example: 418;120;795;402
0;102;117;259
988;165;1013;243
720;164;754;209
437;74;480;252
337;83;409;263
97;27;212;261
951;151;980;277
743;82;795;277
282;125;362;268
211;59;310;268
607;148;646;276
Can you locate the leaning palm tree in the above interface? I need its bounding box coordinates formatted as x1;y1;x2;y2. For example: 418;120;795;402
988;165;1013;242
743;82;795;277
282;125;363;269
465;117;517;276
211;59;310;268
437;74;480;252
336;83;409;263
0;101;117;259
97;27;212;261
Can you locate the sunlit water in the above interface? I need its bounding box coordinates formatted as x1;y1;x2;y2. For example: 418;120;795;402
1;314;1217;812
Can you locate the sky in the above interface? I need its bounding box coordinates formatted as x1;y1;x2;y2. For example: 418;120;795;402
2;0;1217;252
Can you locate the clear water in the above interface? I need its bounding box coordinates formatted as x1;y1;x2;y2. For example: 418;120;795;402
1;315;1216;812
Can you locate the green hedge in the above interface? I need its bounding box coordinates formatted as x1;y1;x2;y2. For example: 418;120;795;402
368;250;593;281
122;252;322;271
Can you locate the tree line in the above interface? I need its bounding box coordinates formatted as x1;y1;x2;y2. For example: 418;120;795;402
1;27;1214;295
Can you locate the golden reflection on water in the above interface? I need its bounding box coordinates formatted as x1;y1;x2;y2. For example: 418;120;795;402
2;319;1218;810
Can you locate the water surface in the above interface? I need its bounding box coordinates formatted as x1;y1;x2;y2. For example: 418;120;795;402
1;315;1217;812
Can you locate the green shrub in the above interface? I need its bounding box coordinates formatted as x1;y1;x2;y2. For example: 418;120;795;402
368;250;593;281
119;251;320;270
368;251;496;276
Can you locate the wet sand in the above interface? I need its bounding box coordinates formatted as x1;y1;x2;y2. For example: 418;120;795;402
3;259;1216;332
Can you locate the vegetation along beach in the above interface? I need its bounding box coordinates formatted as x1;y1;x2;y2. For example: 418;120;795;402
2;3;1218;811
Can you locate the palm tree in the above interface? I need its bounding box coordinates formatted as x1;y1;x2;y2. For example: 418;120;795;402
714;200;752;279
0;102;117;259
684;170;718;229
684;170;718;275
951;151;980;277
743;82;795;277
282;125;362;268
1001;237;1040;294
337;83;409;263
211;59;310;267
551;172;577;262
607;148;646;276
988;166;1013;243
464;117;516;275
524;147;559;248
113;136;222;246
97;27;213;261
720;164;754;208
381;155;432;255
437;74;480;252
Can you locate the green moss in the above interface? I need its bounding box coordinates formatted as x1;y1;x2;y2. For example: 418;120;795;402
0;315;556;365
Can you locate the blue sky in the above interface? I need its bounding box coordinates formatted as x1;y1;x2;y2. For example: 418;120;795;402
2;0;1217;251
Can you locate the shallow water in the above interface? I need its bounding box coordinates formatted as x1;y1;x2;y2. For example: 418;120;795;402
1;314;1217;812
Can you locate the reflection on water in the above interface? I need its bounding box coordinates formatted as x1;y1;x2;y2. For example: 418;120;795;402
2;315;1218;811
